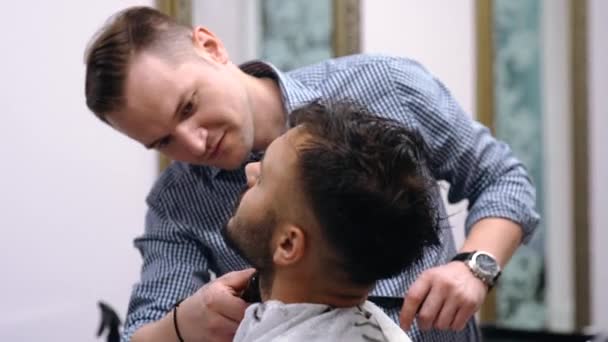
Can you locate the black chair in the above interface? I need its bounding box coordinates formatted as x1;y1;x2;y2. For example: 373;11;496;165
97;301;121;342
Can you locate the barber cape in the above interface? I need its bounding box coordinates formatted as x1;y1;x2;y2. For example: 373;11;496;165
234;300;412;342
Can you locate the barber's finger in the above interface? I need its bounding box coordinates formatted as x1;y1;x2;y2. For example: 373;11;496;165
416;284;446;330
450;302;476;331
433;297;459;330
217;268;256;291
400;273;431;330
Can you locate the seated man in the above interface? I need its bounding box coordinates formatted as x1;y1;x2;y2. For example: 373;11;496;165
221;100;442;342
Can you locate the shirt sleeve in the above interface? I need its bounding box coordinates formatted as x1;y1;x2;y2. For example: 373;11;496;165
389;58;540;242
121;198;208;341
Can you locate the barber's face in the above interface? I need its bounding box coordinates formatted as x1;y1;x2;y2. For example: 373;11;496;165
106;28;255;170
223;131;299;269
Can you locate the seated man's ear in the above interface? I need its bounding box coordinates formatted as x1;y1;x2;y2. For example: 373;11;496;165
272;225;306;266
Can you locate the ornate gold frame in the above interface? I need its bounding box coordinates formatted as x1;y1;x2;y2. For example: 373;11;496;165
475;0;590;329
570;0;590;330
475;0;497;322
156;0;191;25
333;0;361;57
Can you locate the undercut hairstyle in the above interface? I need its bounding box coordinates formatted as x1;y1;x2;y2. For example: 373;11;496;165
84;6;193;122
289;100;442;286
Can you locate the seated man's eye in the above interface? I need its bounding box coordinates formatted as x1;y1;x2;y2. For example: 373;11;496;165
182;102;194;116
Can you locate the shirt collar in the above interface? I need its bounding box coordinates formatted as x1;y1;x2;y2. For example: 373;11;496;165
206;60;321;179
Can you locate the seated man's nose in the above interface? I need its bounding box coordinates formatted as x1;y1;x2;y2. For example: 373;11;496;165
245;162;261;187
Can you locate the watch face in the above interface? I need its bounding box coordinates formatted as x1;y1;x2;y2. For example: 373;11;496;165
476;253;498;275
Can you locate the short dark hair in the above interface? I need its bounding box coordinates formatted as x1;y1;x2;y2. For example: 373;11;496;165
84;6;192;122
290;100;441;285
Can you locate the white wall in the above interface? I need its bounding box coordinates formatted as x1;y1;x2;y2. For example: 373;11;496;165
0;1;157;341
193;0;259;64
542;0;575;332
589;0;608;331
361;0;475;116
361;0;475;247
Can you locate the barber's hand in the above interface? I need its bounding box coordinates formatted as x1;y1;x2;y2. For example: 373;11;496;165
178;268;256;342
400;262;487;331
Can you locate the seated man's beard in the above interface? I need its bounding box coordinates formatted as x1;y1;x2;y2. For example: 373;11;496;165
221;192;276;273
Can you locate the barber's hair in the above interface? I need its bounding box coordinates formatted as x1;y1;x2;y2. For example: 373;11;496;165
289;100;441;285
84;6;192;122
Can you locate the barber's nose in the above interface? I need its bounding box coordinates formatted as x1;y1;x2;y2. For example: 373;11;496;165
177;125;208;157
245;162;261;188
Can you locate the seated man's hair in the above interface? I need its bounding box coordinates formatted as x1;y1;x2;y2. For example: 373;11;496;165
289;100;442;285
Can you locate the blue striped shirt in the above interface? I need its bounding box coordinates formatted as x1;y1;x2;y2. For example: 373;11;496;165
122;54;539;341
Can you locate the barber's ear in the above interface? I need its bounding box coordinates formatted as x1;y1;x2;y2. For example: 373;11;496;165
191;26;230;64
273;225;306;266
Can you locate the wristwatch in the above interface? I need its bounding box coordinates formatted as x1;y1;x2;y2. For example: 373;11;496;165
451;251;502;288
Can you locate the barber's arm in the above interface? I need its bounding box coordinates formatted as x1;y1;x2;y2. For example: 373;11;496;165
125;202;253;342
388;58;540;331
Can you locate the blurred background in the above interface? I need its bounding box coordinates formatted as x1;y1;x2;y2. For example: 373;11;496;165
0;0;605;340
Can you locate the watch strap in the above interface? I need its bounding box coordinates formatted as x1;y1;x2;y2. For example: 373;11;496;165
451;251;475;262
